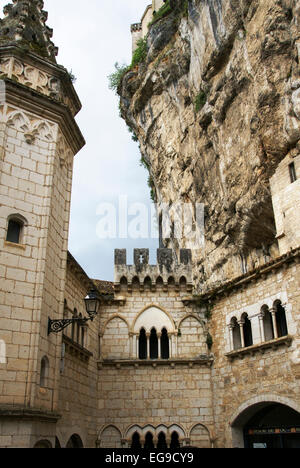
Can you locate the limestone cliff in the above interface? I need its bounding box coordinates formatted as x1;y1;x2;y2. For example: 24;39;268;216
118;0;300;291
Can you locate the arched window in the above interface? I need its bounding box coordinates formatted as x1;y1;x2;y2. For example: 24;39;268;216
262;305;274;342
6;216;25;244
179;276;187;291
132;276;140;290
168;277;175;287
161;328;169;359
157;432;167;450
275;301;288;337
150;328;158;359
144;277;152;290
170;431;180;449
144;432;154;450
139;328;147;360
156;276;164;288
131;432;141;450
120;276;128;290
40;356;49;388
231;317;241;350
242;313;253;348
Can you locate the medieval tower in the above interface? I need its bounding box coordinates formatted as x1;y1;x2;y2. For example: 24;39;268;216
0;0;85;447
0;0;300;449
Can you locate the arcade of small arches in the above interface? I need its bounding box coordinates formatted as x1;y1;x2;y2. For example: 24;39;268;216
97;424;212;449
228;299;289;352
116;275;192;293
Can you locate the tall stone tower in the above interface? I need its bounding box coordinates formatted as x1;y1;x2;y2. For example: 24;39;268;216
0;0;84;447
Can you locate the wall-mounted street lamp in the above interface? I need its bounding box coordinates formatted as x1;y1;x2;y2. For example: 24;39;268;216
48;289;100;335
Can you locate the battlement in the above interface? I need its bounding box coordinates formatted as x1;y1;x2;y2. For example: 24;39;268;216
130;1;165;53
131;23;142;33
114;249;193;292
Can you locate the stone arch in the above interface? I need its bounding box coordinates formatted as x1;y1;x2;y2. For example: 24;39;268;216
230;394;300;448
120;276;128;290
231;394;300;427
178;315;206;357
33;439;52;448
32;120;54;141
169;424;186;439
99;425;122;448
132;276;140;289
132;305;175;334
7;110;31;132
66;433;84;448
156;276;164;288
144;276;152;289
189;423;211;448
101;315;130;359
125;424;144;440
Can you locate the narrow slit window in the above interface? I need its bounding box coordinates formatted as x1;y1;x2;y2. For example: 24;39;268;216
289;162;297;183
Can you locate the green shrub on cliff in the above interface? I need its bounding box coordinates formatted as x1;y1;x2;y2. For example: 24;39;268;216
131;36;148;68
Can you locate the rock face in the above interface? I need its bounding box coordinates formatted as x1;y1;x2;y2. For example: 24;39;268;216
119;0;300;291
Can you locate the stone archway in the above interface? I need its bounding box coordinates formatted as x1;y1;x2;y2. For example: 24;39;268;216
231;395;300;448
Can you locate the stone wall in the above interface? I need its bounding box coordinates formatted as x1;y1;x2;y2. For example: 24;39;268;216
97;248;213;448
271;152;300;255
209;253;300;448
55;257;99;449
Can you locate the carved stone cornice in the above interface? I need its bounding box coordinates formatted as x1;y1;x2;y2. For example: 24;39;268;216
3;78;85;155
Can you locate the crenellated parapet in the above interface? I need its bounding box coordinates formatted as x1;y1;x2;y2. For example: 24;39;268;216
114;248;193;292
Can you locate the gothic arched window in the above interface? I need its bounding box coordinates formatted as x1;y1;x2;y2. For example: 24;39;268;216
157;432;167;450
170;431;180;450
139;328;147;360
150;328;158;359
144;432;154;450
161;328;169;359
131;432;141;450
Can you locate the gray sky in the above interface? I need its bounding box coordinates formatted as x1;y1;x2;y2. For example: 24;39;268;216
9;0;159;281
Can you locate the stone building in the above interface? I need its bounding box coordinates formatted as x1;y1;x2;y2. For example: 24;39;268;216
0;0;300;449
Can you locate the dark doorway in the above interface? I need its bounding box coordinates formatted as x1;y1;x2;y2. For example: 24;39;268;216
243;404;300;448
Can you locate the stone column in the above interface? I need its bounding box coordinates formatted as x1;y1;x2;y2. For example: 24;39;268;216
146;333;150;359
270;308;279;339
258;314;266;343
238;321;245;348
228;324;234;351
157;333;162;359
169;334;173;358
